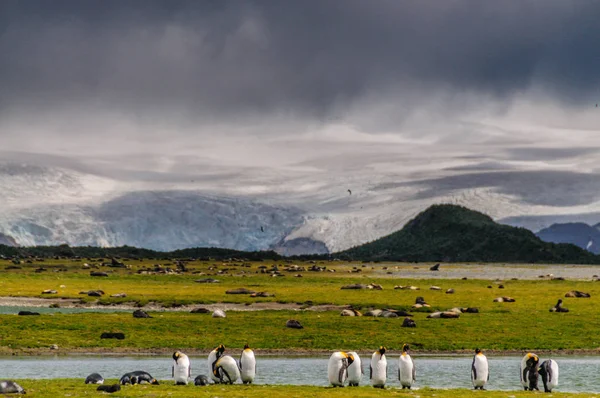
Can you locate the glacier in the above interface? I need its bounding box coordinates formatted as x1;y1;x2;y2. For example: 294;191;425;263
3;161;600;254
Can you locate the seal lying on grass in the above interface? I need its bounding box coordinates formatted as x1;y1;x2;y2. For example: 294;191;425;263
97;384;121;393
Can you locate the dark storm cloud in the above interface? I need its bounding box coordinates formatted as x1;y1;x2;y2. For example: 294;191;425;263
2;0;600;119
377;170;600;207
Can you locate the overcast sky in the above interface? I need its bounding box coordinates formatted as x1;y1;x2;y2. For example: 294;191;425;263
2;0;600;211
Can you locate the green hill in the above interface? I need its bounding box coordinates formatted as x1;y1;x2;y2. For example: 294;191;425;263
337;204;600;263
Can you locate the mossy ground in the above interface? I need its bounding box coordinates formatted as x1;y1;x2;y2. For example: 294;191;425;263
9;380;593;398
1;259;600;353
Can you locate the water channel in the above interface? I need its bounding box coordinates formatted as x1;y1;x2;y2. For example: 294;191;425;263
1;355;599;392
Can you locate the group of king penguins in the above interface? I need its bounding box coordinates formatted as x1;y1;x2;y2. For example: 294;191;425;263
113;344;257;387
520;353;559;393
82;344;558;391
328;346;559;392
172;344;257;385
328;344;416;389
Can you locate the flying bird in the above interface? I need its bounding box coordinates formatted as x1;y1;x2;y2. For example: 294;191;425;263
260;226;264;232
347;189;352;195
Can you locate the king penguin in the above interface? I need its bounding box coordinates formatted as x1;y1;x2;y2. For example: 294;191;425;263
213;355;241;384
172;351;191;385
471;348;489;390
327;351;355;387
346;351;362;386
370;346;387;388
208;345;226;383
538;359;559;393
240;344;256;384
520;353;540;391
398;344;416;389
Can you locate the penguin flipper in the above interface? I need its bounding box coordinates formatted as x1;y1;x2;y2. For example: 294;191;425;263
369;365;372;380
411;358;416;381
338;364;347;384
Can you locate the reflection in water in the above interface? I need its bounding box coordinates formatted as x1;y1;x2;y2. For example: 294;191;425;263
1;355;599;392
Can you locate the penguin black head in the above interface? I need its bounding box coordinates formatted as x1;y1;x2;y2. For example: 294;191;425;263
244;344;250;350
475;348;481;354
526;353;539;367
130;376;138;385
151;378;159;385
173;351;180;361
402;344;410;353
347;353;355;366
378;346;386;355
216;344;225;358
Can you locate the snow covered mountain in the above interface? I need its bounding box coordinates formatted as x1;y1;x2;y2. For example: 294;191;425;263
3;161;600;254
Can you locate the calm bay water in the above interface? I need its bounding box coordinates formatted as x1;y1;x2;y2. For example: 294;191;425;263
1;355;599;392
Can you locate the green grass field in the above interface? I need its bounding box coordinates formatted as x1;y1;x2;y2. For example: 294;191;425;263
7;380;594;398
1;259;600;353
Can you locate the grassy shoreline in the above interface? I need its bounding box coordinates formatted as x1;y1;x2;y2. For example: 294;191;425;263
6;380;596;397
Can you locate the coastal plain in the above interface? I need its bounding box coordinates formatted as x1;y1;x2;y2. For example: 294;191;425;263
1;258;599;354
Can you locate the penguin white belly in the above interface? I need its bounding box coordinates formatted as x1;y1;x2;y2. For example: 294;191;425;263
472;354;488;387
173;355;191;385
214;356;240;384
547;360;559;390
346;352;362;386
399;353;415;387
328;352;348;387
240;350;256;384
520;356;529;388
370;353;387;387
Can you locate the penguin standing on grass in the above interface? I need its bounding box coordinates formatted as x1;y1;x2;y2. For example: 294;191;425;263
240;344;256;384
520;353;540;391
172;351;191;385
213;355;241;384
208;345;225;383
398;344;416;389
346;351;362;386
370;346;387;388
538;359;559;393
471;348;488;390
327;351;355;387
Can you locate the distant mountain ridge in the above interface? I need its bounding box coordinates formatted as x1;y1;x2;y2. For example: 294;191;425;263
3;204;600;264
536;222;600;254
338;205;600;263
